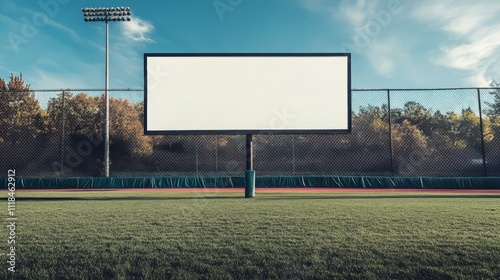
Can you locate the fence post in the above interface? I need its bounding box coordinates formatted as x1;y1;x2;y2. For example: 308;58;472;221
60;90;66;173
215;135;218;172
477;88;488;176
387;90;394;175
292;135;296;175
196;139;199;175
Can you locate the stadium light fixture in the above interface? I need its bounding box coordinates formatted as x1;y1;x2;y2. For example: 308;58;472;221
81;7;132;177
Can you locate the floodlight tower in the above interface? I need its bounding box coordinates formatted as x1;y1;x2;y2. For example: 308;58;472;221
81;7;131;177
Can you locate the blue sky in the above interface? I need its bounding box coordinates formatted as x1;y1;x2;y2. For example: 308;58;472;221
1;0;499;91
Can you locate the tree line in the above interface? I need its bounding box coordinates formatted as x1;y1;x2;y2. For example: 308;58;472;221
1;74;499;175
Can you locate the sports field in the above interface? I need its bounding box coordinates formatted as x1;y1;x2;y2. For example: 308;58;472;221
3;189;500;279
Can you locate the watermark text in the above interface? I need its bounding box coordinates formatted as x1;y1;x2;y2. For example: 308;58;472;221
213;0;244;21
7;169;16;273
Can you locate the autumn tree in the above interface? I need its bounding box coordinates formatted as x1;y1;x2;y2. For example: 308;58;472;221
47;92;102;138
351;105;389;150
0;73;48;168
48;93;153;156
446;108;493;150
134;101;144;126
109;97;153;158
397;101;433;136
391;119;429;173
46;93;153;175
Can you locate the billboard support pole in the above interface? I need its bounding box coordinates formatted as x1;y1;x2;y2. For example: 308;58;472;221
245;134;255;198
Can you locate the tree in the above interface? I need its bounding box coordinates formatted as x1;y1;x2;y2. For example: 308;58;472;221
47;92;102;138
109;97;153;158
134;102;144;126
391;119;429;173
46;92;153;175
0;74;48;168
48;93;153;157
447;108;493;150
485;80;500;117
0;74;48;140
352;105;389;150
485;80;500;158
399;101;433;136
427;110;452;148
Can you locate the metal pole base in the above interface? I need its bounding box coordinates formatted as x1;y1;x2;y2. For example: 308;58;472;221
245;170;255;198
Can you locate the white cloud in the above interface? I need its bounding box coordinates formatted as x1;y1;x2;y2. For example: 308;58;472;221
47;20;103;51
437;29;500;70
337;0;407;77
366;38;408;77
469;71;491;87
412;0;500;86
297;0;500;86
121;17;155;43
337;0;377;29
30;68;90;89
376;58;395;76
28;60;103;90
109;40;144;88
0;13;16;26
412;1;498;36
100;17;156;89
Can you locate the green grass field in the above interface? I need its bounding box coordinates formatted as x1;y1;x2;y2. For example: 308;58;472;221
2;191;500;279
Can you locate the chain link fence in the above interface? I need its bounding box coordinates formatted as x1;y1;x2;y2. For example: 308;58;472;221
1;88;499;177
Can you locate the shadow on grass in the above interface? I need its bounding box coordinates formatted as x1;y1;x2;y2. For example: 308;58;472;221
16;194;500;202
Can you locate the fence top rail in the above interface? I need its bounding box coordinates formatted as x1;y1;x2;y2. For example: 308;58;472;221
352;87;500;92
1;88;144;92
2;87;500;93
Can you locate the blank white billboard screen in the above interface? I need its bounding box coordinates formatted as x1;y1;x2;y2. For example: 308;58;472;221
144;54;351;134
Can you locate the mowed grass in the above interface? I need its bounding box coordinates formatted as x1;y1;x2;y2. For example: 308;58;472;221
2;191;500;279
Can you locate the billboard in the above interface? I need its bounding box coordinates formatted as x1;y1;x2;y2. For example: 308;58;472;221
144;53;351;134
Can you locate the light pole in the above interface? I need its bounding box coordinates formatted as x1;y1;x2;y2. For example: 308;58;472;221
82;7;131;177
